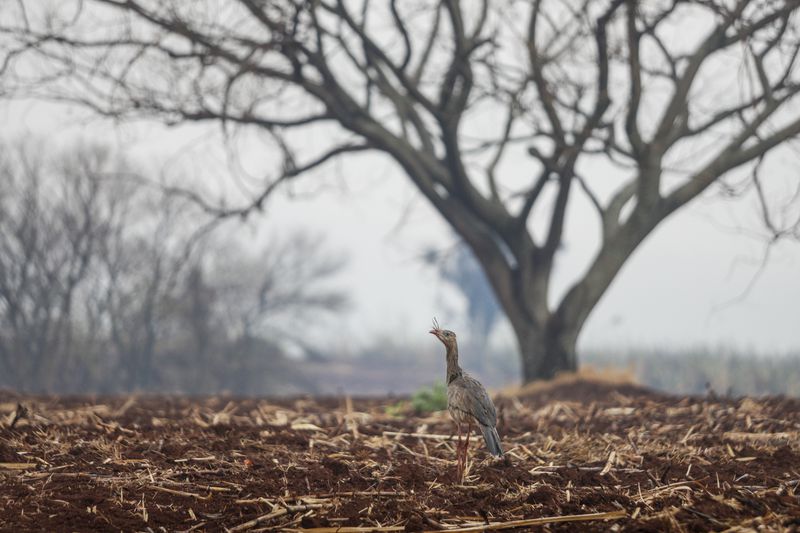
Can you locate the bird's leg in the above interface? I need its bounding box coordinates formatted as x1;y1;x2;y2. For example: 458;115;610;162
456;423;463;481
463;420;472;474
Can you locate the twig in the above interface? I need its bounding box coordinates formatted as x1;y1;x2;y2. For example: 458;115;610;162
283;527;405;532
0;463;37;470
230;503;331;532
286;510;626;532
383;431;457;441
297;491;401;499
417;511;450;530
230;508;288;532
683;506;726;527
8;403;28;428
600;451;616;475
394;442;451;464
176;521;207;533
235;497;273;505
345;395;359;439
530;465;644;474
149;485;210;500
437;510;627;532
21;472;115;480
723;431;797;442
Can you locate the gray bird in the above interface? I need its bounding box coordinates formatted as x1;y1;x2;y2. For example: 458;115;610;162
429;320;503;479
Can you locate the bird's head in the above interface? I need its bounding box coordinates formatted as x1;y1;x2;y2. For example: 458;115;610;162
429;318;457;349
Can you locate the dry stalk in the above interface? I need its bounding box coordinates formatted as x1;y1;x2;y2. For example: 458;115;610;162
283;527;405;532
345;395;359;439
383;431;457;441
723;431;797;443
230;503;332;532
148;485;210;500
7;403;28;428
286;510;627;532
0;462;37;470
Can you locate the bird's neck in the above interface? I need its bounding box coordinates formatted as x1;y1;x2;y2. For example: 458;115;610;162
445;343;462;384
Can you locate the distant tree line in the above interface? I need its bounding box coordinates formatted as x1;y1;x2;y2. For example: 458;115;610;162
582;348;800;398
0;140;346;394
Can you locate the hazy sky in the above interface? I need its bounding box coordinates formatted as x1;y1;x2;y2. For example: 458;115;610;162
4;90;800;357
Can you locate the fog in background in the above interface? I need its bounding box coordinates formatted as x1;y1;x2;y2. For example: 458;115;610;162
7;100;799;347
1;1;800;396
3;99;798;397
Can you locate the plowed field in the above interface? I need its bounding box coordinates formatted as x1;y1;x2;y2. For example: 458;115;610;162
1;378;799;532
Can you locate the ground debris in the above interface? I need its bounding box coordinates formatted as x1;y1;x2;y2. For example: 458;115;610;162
1;381;799;532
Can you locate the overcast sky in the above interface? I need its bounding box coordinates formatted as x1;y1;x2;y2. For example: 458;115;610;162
4;92;800;357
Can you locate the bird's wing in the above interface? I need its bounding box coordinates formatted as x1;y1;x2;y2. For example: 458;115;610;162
454;374;497;427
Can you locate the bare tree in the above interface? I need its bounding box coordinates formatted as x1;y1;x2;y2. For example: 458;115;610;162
96;187;204;390
0;142;113;390
3;1;800;380
0;139;348;393
210;231;348;352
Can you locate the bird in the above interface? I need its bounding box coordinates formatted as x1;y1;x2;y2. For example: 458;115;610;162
429;319;503;480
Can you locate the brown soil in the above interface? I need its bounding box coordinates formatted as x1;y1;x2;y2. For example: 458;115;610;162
1;379;799;532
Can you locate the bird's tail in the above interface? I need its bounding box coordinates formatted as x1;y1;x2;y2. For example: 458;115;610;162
479;425;503;457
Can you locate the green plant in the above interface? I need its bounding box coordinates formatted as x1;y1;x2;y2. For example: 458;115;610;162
384;401;409;418
411;382;448;414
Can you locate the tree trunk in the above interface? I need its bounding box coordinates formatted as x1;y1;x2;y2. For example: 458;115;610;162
515;322;579;382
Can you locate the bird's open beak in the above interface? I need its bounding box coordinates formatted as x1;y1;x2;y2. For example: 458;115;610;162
429;328;441;338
